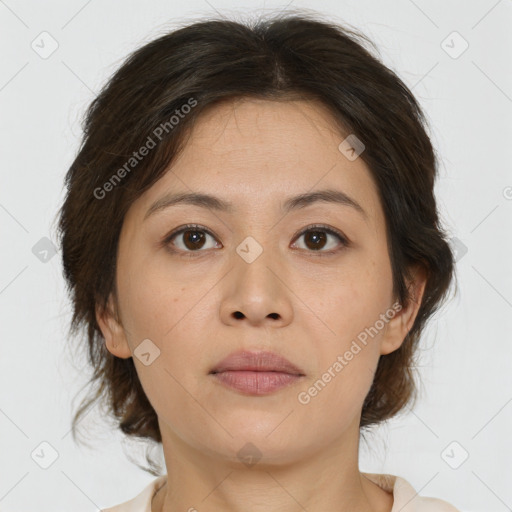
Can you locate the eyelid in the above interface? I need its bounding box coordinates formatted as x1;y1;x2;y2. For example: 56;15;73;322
162;223;349;256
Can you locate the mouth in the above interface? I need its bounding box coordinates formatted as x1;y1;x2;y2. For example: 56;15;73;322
209;349;305;376
209;350;305;395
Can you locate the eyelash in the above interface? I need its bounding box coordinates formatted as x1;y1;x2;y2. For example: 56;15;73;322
161;223;349;258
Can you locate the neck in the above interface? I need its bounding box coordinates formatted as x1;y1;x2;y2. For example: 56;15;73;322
152;426;393;512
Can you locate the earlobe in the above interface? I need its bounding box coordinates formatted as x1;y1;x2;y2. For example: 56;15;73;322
95;294;132;359
379;265;428;356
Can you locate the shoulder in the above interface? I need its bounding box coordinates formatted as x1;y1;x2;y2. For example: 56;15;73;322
414;495;461;511
101;475;167;512
362;472;461;511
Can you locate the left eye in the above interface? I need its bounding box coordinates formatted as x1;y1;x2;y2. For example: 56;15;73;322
163;224;348;255
292;226;348;253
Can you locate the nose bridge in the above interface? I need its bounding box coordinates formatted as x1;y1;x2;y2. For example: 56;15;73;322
232;203;278;261
217;207;296;326
233;231;277;290
224;226;287;316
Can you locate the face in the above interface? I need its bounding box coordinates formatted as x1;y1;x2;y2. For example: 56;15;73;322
97;98;424;466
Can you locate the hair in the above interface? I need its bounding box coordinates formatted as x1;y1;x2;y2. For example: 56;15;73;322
55;9;456;475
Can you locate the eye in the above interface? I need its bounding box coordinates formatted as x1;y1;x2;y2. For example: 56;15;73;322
291;224;348;255
163;224;220;256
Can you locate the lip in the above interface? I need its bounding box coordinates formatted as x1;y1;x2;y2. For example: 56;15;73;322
210;350;305;375
209;350;305;396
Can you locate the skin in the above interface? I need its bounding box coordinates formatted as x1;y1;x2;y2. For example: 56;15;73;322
97;97;426;512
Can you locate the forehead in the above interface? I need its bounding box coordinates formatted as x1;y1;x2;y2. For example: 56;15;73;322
131;98;383;233
187;97;348;157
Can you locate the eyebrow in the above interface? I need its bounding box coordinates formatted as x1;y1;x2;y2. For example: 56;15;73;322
143;188;368;222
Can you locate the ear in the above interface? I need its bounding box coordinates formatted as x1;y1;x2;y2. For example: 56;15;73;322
95;294;132;359
379;264;428;356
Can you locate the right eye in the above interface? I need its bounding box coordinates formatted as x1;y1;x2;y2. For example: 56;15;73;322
163;224;222;256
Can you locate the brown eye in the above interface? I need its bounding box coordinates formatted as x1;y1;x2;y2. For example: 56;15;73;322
165;224;220;253
292;225;348;254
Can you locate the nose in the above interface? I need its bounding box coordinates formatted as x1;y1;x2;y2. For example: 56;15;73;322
219;248;293;328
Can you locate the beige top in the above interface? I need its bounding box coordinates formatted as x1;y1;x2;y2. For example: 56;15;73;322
101;472;460;511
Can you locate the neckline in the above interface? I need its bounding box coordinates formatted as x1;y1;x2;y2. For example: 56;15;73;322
151;477;168;512
149;474;394;511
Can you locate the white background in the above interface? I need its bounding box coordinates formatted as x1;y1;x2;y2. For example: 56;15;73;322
1;1;511;511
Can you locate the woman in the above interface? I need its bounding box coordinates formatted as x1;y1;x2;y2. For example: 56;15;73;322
57;10;460;511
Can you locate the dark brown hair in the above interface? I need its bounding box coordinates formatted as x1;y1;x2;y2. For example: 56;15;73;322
55;9;456;475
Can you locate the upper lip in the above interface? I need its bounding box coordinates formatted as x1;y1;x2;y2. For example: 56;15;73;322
210;350;305;376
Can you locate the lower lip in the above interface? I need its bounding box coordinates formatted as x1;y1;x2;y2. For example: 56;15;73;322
211;371;303;395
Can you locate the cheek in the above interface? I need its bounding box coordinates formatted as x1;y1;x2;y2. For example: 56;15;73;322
119;264;209;371
321;274;390;341
298;335;380;421
116;258;185;346
309;258;391;392
119;270;207;420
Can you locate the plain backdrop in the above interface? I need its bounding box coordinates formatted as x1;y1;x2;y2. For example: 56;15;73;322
1;1;511;511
